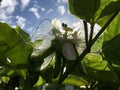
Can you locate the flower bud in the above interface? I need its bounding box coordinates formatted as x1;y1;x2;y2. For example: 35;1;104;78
62;42;77;60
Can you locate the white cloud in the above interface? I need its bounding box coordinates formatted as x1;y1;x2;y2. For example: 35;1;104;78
56;0;68;4
34;0;38;4
0;9;12;20
29;7;40;19
0;0;18;21
33;3;40;9
62;0;68;3
72;21;83;28
41;8;45;11
67;10;71;15
0;0;18;14
57;0;61;3
27;27;34;32
46;9;53;15
16;16;26;28
57;5;66;15
21;0;30;10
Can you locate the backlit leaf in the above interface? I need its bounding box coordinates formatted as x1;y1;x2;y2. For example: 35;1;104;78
68;0;119;23
0;22;33;65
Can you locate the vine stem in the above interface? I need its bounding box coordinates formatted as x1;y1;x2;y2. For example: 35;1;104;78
89;23;95;44
83;20;89;47
31;19;51;40
58;11;119;84
58;55;66;82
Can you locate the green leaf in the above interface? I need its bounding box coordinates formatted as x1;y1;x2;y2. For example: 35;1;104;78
33;76;44;87
68;0;100;23
0;42;9;54
0;55;19;77
91;37;103;53
0;55;7;65
6;45;32;65
82;53;120;84
68;0;119;23
15;26;31;42
101;14;120;65
86;69;119;84
0;22;33;65
25;72;39;88
82;53;108;70
1;77;9;83
40;66;53;83
97;83;120;90
101;14;120;41
99;1;120;19
31;83;65;90
102;35;120;65
0;23;33;78
96;14;120;64
0;66;15;77
63;75;88;86
53;52;62;79
97;15;111;27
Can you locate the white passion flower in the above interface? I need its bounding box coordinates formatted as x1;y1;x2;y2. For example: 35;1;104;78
51;18;81;60
51;18;63;38
62;42;77;60
52;18;61;29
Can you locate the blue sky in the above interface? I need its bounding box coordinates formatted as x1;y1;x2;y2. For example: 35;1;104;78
0;0;79;34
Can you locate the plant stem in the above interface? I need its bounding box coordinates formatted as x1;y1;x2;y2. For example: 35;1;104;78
90;81;97;90
83;20;89;47
86;23;95;52
89;23;95;44
58;55;66;82
91;11;119;46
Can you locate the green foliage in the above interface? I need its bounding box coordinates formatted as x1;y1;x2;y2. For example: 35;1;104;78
32;83;65;90
102;35;120;65
0;0;120;89
0;23;32;80
0;23;32;65
68;0;100;23
68;0;120;23
101;14;120;41
82;53;119;84
53;52;62;79
63;75;88;86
